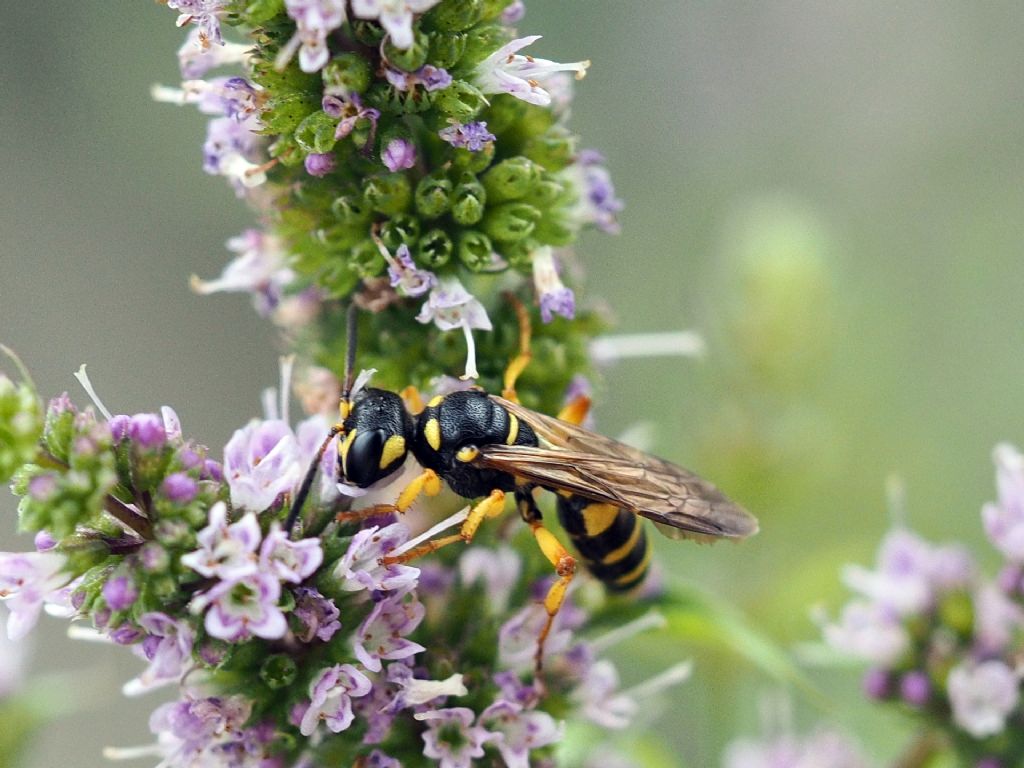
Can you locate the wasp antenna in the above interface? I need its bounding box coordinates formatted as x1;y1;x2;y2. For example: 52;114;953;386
285;425;342;536
342;301;359;402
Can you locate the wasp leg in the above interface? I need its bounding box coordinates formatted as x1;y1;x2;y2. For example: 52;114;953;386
502;293;533;403
380;489;506;565
335;468;442;523
556;395;592;426
399;385;425;416
528;520;577;678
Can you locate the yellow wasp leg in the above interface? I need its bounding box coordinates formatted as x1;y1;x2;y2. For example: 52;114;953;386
335;468;442;523
380;489;506;565
556;394;591;426
502;293;533;403
529;520;577;677
400;385;425;415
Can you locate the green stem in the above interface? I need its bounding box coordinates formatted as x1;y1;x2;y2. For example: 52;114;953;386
892;730;948;768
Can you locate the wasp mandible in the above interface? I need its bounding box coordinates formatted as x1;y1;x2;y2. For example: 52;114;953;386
287;299;758;674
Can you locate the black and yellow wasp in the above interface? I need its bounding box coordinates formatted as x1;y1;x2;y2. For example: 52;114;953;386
287;301;758;672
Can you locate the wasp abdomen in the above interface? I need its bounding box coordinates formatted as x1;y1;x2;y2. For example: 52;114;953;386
556;496;650;592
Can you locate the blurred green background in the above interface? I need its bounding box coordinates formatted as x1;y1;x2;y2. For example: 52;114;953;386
3;2;1024;766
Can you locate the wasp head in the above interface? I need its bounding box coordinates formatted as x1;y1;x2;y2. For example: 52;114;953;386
338;388;413;488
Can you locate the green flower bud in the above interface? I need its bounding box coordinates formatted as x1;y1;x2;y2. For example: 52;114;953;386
294;111;338;155
451;142;494;173
322;52;372;96
483;202;540;242
451;174;486;225
524;127;577;171
482;93;526;136
428;32;467;69
0;371;42;483
364;173;412;215
318;259;360;298
331;195;372;229
352;20;385;47
938;591;974;638
502;237;540;270
242;0;284;25
269;134;306;167
260;654;298;690
151;575;179;602
379;213;421;251
383;30;430;72
477;0;509;21
457;230;495;272
417;229;453;268
415;170;453;219
433;81;487;122
533;214;575;246
425;0;482;32
531;178;567;208
350;240;386;278
460;24;511;68
482;157;541;203
261;92;321;135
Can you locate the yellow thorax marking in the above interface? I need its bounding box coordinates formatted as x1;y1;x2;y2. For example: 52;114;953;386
339;399;353;421
602;518;642;564
379;434;406;469
581;503;619;537
505;413;519;445
456;445;479;463
424;418;442;451
339;428;358;474
427;394;445;408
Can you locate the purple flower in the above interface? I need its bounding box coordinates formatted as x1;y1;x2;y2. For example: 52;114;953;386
353;593;426;672
475;35;589;107
900;670;931;707
947;660;1021;738
222;419;304;512
304;151;336;177
192;229;296;318
180;503;261;581
822;601;909;666
531;246;575;323
480;699;561;768
127;413;167;449
27;475;57;503
334;522;420;593
384;64;452;92
191;572;288;642
564;149;623;234
145;690;258;766
283;0;348;73
382;243;435;298
161;472;199;504
974;581;1024;654
177;27;250;79
293;588;341;642
459;545;520;614
499;603;572;671
862;668;891;700
103;576;138;612
501;0;525;24
351;0;443;50
0;551;69;640
437;121;495;152
722;727;870;768
166;0;226;47
300;664;373;735
202;114;267;193
382;138;417;172
125;612;195;696
323;92;381;143
259;523;323;583
416;278;492;380
33;530;57;551
364;751;402;768
416;707;490;768
984;443;1024;562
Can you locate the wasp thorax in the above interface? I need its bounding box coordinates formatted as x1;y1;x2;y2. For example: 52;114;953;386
339;389;413;487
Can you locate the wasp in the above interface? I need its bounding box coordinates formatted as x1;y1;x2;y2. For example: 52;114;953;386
287;300;758;674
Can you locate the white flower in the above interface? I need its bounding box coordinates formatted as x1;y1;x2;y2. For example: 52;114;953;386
822;601;909;666
474;36;589;107
416;277;492;380
0;551;70;640
351;0;442;50
983;443;1024;562
947;659;1021;738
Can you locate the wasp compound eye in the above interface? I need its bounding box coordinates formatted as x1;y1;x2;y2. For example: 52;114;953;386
341;428;407;487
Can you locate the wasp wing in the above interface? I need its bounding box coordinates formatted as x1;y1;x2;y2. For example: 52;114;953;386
481;396;758;540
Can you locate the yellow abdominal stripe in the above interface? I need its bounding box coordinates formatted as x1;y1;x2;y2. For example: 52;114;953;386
505;413;519;445
581;503;619;536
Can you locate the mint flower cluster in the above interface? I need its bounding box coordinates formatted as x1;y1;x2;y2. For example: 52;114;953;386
823;444;1024;765
164;0;620;402
0;360;689;766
